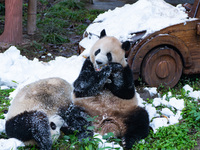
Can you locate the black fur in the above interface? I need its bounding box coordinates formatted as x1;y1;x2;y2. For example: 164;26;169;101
95;49;101;56
122;107;149;149
106;63;135;99
73;57;112;97
59;105;93;140
122;41;131;51
50;122;56;130
107;52;112;62
73;58;135;99
100;29;106;38
6;111;52;150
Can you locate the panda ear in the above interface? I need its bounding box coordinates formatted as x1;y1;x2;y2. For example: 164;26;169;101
100;29;106;38
122;41;131;51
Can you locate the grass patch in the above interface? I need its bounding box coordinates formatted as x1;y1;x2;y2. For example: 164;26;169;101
0;88;14;119
133;89;200;149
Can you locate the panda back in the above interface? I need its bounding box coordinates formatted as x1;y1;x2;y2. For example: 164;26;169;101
6;77;73;120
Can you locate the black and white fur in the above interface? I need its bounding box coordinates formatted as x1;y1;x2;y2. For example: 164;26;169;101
73;30;149;149
5;77;92;150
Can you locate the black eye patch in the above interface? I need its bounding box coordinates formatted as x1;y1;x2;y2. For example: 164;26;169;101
50;122;56;130
107;52;112;62
94;49;101;56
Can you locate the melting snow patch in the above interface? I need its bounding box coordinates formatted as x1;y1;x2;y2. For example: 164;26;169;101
144;87;157;97
150;117;169;133
0;138;24;150
183;84;200;99
161;108;174;117
145;104;158;121
0;119;5;133
168;97;184;110
95;133;123;150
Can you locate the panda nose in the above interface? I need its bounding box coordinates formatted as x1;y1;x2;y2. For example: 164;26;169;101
96;61;103;65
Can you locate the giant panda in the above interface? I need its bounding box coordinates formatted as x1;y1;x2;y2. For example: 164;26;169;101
73;30;150;149
5;77;92;150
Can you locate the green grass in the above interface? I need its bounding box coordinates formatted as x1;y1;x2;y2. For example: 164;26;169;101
36;0;104;40
0;88;14;119
133;87;200;150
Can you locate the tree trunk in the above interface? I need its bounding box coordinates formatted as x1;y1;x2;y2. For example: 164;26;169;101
0;0;23;44
27;0;37;35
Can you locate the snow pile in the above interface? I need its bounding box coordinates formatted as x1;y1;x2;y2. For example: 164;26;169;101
0;46;85;88
80;0;191;52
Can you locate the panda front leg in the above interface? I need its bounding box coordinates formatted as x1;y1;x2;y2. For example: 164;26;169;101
6;111;52;150
107;63;135;99
122;106;149;149
59;105;94;140
74;57;112;97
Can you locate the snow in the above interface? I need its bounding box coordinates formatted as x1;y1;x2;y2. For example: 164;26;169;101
0;119;5;133
144;87;158;96
161;108;174;117
79;0;194;52
183;84;200;99
150;118;168;133
95;133;123;150
168;97;184;110
0;0;199;149
0;138;24;150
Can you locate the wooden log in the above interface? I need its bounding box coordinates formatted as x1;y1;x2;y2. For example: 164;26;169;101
188;0;200;18
0;0;23;44
197;22;200;35
27;0;37;35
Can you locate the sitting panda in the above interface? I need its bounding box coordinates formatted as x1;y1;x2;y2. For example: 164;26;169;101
73;30;150;149
5;77;92;150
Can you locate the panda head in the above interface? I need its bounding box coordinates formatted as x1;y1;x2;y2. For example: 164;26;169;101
49;115;64;141
90;29;130;71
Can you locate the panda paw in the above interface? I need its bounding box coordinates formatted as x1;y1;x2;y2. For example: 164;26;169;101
121;136;135;150
97;65;112;80
109;62;123;73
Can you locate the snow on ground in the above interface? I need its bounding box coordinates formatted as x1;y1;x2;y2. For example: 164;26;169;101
0;0;199;149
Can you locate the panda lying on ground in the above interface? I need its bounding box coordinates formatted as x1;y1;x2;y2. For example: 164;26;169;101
73;29;150;149
5;77;92;150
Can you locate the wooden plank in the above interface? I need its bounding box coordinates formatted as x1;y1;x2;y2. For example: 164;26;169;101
188;0;200;18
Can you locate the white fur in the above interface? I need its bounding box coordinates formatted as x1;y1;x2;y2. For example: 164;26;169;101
90;36;127;70
49;115;64;141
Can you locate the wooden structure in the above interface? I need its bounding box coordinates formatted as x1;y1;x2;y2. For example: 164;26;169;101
127;0;200;87
27;0;37;35
0;0;23;44
0;0;37;44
